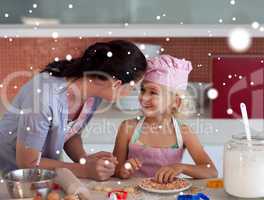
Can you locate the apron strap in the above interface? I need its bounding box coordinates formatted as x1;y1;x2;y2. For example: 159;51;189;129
130;116;145;144
173;117;184;148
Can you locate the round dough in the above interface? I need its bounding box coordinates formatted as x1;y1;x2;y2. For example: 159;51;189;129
93;185;103;191
124;187;135;193
47;191;60;200
103;187;112;192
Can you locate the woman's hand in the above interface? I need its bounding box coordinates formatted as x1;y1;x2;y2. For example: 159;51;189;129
79;152;118;181
119;158;142;179
85;151;117;162
83;156;118;181
154;164;184;184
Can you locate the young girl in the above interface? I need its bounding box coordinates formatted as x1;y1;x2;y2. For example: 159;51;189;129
113;55;218;183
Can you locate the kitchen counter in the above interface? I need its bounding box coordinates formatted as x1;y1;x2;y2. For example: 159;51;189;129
0;177;249;200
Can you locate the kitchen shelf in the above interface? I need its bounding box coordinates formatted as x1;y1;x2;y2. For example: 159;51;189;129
0;24;263;38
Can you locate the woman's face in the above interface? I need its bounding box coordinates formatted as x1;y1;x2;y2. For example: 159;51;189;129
75;76;139;103
139;80;178;117
100;79;139;102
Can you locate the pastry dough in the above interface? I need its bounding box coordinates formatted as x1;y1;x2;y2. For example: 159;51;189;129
92;185;136;194
47;191;60;200
140;178;189;190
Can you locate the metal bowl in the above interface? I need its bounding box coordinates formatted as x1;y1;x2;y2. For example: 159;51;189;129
3;168;56;198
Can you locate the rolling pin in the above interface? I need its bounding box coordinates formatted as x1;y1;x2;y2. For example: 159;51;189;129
54;168;91;200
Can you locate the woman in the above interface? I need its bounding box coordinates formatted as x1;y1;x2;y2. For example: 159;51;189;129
0;40;147;181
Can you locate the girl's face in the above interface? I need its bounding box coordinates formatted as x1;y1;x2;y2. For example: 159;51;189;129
139;80;179;117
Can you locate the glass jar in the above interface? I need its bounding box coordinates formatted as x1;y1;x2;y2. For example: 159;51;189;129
224;134;264;198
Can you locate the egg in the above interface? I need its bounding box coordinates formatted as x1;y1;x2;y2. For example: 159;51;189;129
47;191;60;200
33;195;42;200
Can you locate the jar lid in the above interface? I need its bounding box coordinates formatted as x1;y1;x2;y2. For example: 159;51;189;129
232;134;264;145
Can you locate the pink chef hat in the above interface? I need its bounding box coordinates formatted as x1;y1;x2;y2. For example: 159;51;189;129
144;55;192;91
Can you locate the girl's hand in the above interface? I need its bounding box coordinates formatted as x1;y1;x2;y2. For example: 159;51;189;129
84;157;117;181
119;158;142;179
154;164;184;184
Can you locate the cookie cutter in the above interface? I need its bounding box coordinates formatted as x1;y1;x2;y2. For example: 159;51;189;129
177;192;210;200
206;179;224;189
108;190;128;200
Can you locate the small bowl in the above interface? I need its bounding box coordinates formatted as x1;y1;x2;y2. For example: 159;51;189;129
4;168;56;198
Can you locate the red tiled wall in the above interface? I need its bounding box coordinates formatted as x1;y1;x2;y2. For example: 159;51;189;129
1;37;264;101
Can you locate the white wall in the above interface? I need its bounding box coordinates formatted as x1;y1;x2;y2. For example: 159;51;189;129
1;0;264;24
